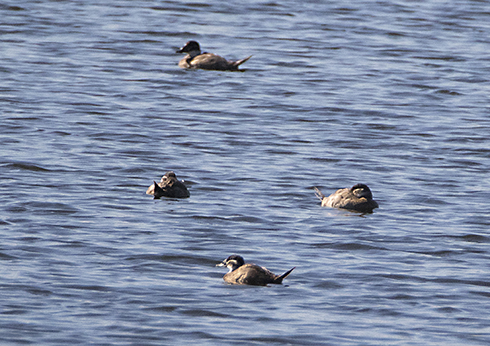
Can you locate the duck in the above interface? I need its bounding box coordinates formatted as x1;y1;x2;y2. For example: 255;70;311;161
176;41;251;71
217;255;295;286
146;171;190;199
314;183;378;213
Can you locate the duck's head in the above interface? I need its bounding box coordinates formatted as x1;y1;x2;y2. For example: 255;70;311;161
176;41;201;54
216;255;245;272
160;171;177;183
350;183;373;200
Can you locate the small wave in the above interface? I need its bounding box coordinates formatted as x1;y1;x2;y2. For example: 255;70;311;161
4;162;50;172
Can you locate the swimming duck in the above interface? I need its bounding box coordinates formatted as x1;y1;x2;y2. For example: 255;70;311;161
217;255;295;286
176;41;251;71
146;171;190;199
314;183;379;213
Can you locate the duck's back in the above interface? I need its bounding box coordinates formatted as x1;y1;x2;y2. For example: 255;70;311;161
146;179;189;198
223;264;277;286
180;53;251;70
323;188;377;212
162;179;189;198
322;188;349;208
183;53;230;70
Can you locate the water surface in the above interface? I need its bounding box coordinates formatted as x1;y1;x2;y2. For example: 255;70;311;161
1;0;490;345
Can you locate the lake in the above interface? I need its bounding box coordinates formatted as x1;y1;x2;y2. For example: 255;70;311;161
1;0;490;345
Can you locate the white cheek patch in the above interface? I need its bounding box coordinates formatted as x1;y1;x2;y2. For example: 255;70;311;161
227;260;239;272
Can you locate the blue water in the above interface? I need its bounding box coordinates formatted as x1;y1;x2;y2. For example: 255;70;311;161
1;0;490;345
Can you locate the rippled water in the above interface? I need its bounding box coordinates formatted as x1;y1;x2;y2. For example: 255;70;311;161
2;0;490;345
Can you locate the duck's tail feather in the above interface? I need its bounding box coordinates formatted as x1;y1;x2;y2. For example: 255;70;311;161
233;55;252;67
275;267;295;284
314;187;325;201
153;181;165;199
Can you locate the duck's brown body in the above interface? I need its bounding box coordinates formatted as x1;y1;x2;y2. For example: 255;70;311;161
217;255;295;286
314;183;378;213
177;41;251;71
146;171;190;199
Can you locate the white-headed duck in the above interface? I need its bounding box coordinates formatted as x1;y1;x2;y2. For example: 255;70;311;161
146;171;190;199
314;183;378;213
176;41;251;71
217;255;295;286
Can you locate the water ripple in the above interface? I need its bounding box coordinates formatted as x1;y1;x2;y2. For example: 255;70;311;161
1;0;490;345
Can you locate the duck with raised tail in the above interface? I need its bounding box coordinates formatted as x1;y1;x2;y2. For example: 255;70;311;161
146;171;190;199
217;255;295;286
176;41;251;71
314;183;379;213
